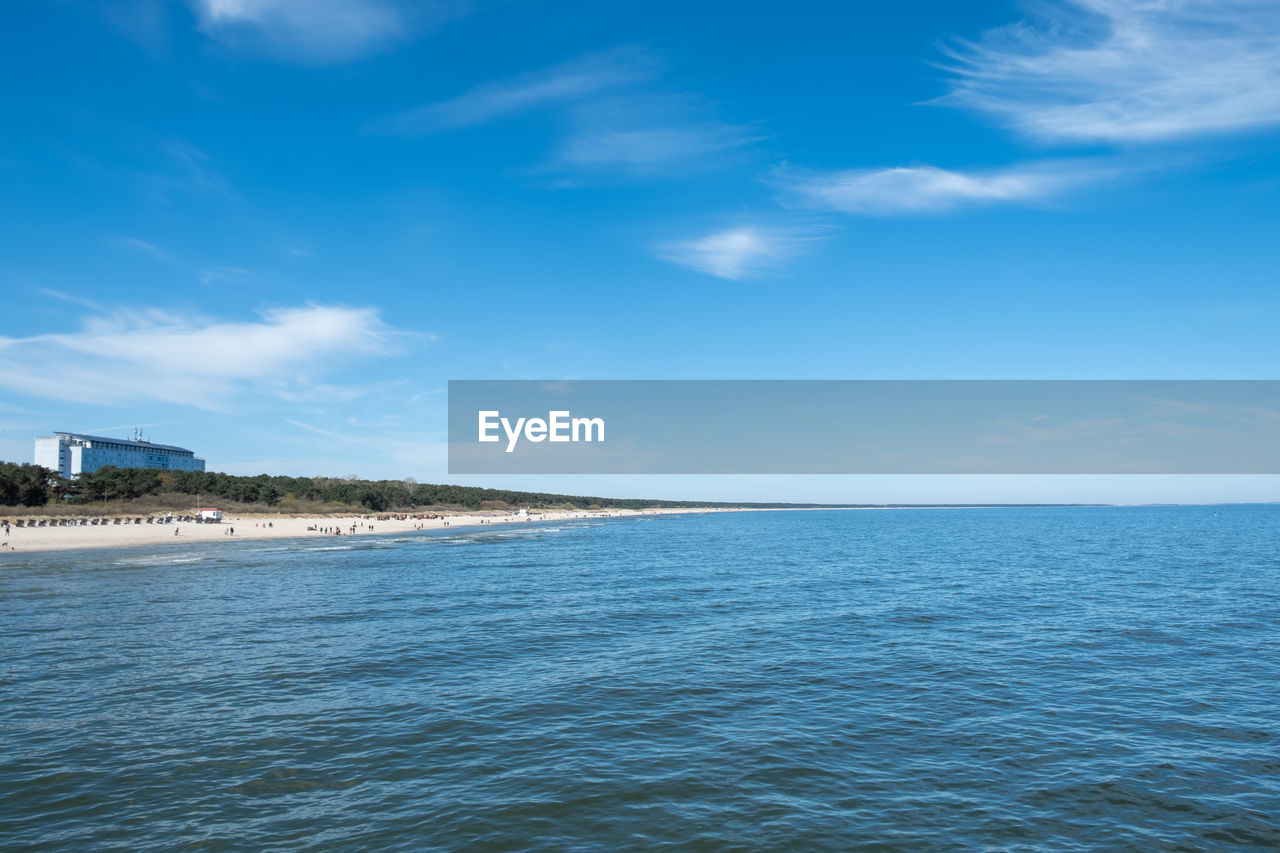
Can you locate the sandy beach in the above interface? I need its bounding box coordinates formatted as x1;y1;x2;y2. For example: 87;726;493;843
0;507;741;555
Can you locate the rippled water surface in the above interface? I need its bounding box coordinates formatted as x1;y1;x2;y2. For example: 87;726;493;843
2;507;1279;850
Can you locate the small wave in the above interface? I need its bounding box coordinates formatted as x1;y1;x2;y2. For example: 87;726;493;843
111;553;207;567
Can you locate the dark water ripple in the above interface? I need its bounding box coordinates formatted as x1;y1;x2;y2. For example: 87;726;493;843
2;507;1279;850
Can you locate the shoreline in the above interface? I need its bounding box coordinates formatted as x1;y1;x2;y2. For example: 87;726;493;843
0;507;744;555
1;503;1234;556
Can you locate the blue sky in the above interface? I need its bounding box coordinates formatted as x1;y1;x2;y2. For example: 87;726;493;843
2;0;1279;503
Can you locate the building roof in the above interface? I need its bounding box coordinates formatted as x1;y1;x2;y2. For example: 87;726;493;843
48;432;197;455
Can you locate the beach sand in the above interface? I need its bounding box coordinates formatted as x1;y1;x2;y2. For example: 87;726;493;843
0;507;739;555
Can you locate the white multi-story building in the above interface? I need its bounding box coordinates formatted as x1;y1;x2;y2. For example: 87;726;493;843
34;432;206;478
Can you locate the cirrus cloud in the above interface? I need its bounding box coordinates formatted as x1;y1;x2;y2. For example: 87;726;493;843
777;161;1114;216
659;227;821;280
186;0;424;62
377;49;656;134
375;48;756;178
0;304;404;410
939;0;1280;144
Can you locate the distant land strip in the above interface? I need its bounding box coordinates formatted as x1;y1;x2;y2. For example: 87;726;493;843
0;461;1104;514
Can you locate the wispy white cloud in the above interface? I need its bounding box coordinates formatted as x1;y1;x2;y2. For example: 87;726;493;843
198;265;253;285
560;125;743;171
940;0;1280;143
83;421;171;435
108;233;264;288
778;161;1110;215
117;237;170;258
139;138;231;199
286;418;342;438
659;227;820;280
553;94;759;176
38;288;111;313
766;1;1235;226
0;304;399;410
378;49;654;134
378;49;754;176
187;0;411;62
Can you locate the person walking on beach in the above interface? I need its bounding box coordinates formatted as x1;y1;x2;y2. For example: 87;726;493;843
174;527;180;536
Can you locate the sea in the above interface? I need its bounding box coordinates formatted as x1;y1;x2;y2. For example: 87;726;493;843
1;506;1277;851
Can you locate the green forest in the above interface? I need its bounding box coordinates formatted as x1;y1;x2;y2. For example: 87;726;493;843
0;462;733;512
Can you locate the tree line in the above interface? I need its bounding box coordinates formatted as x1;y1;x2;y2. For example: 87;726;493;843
0;463;728;512
0;463;54;507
